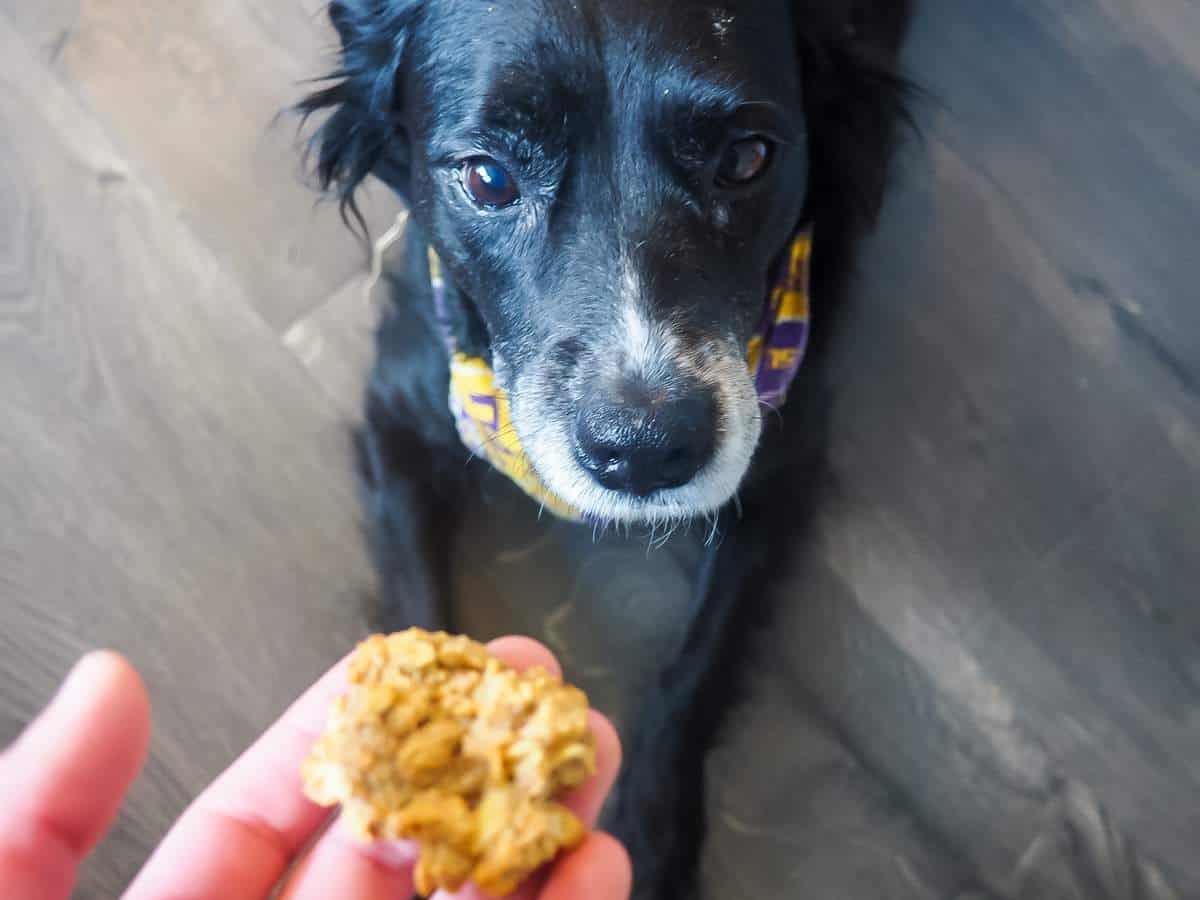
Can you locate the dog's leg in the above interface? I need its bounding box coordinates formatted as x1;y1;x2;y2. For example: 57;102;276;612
612;498;819;900
609;521;764;900
356;398;455;631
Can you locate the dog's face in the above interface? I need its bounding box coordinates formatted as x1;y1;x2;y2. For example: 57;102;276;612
307;0;910;524
409;1;806;523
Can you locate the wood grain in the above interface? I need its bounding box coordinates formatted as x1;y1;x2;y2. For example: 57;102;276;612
14;0;403;332
3;1;1199;898
0;11;371;896
0;0;80;64
748;1;1200;896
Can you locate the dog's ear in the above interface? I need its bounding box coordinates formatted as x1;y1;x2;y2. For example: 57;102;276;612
297;0;423;228
796;0;917;229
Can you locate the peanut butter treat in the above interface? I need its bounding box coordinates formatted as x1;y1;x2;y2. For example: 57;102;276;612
302;630;597;897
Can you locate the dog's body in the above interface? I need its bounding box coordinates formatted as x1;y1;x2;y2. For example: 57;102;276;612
301;2;913;895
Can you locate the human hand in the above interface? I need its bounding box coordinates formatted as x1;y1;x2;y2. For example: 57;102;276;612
0;641;630;900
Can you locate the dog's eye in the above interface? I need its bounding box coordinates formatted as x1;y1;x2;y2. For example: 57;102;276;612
715;138;773;187
461;157;520;208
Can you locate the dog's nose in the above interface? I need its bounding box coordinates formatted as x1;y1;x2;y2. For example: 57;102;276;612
573;385;717;497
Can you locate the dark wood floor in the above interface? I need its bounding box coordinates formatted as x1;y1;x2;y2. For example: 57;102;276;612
2;2;1198;899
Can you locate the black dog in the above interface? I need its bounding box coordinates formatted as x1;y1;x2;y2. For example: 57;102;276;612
300;2;913;896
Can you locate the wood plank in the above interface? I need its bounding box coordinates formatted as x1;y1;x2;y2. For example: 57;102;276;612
0;0;80;63
283;270;378;419
280;212;411;419
0;13;372;896
703;653;980;900
916;0;1200;382
756;0;1200;895
42;0;402;331
4;1;1196;898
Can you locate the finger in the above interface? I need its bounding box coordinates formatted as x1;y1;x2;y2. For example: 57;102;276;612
540;833;632;900
278;819;417;900
0;652;150;900
435;832;631;900
124;654;353;900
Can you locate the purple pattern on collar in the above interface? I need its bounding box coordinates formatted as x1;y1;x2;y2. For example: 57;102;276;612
748;229;814;409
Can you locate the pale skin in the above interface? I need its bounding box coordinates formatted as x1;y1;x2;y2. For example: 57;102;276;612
0;639;631;900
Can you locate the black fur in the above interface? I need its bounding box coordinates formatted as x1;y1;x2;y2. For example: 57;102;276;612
299;2;914;896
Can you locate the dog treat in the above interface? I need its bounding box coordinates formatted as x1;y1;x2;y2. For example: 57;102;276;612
302;630;596;897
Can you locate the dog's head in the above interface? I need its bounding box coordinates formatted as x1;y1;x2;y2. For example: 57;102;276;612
303;0;910;524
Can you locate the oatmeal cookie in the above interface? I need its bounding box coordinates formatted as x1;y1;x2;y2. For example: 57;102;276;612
302;630;596;897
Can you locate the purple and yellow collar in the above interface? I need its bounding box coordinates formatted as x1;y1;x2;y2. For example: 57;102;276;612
428;230;813;521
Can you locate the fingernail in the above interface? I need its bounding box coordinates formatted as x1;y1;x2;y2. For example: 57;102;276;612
59;651;117;695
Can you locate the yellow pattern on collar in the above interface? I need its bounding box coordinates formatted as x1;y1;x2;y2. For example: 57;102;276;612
448;352;582;519
432;230;813;522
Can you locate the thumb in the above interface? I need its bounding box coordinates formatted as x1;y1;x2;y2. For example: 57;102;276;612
0;652;151;900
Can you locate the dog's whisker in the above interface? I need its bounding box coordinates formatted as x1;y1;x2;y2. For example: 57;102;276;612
704;513;722;547
757;400;785;427
645;520;659;554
